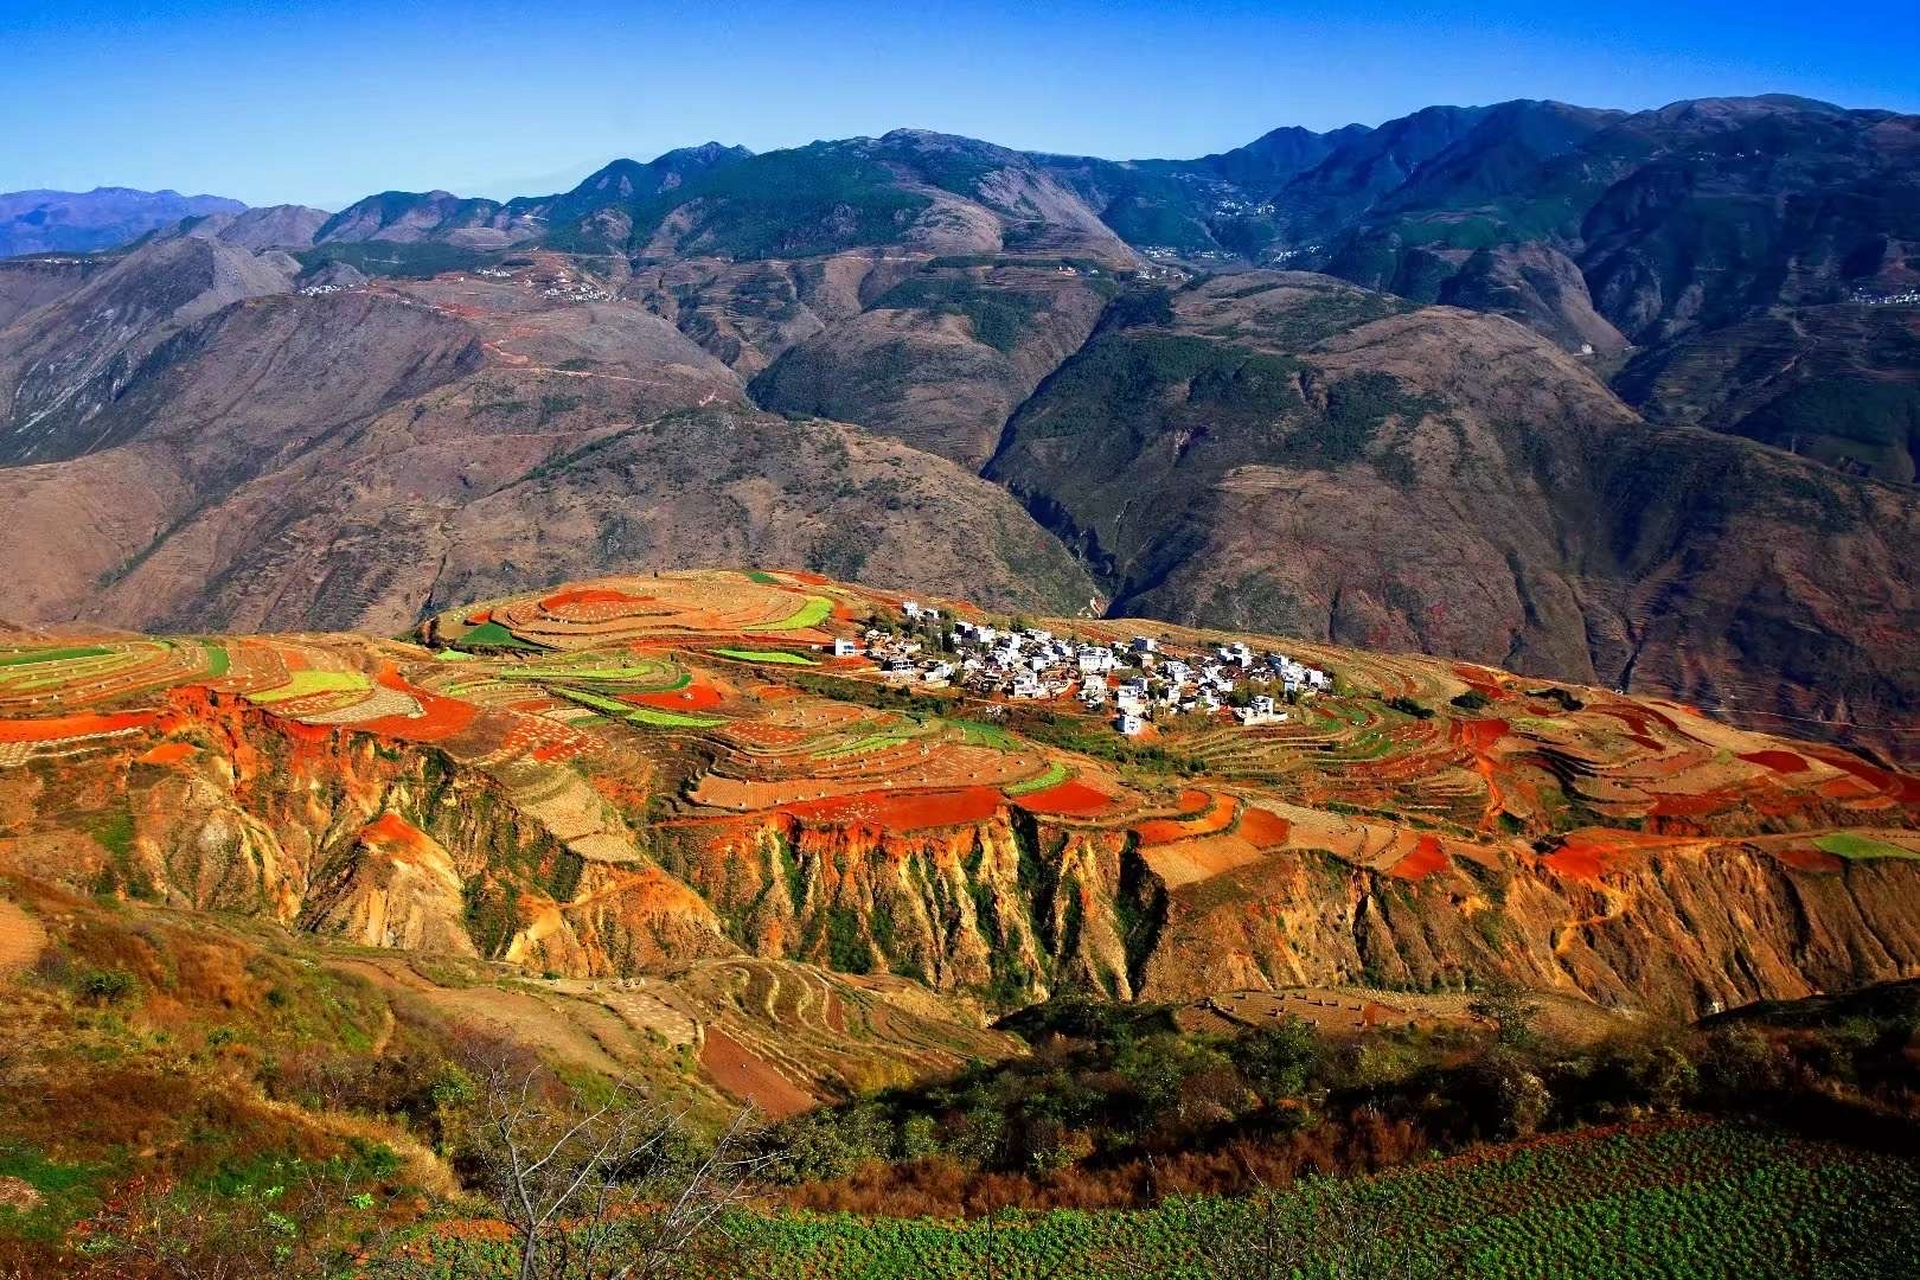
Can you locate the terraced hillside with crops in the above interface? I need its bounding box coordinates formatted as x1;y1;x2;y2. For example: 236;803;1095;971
2;565;1917;1077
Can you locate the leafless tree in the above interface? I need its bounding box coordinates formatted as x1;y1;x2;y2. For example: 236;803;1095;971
70;1175;322;1280
456;1050;771;1280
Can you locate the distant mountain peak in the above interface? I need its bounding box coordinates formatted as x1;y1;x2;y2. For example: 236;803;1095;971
0;186;246;259
660;141;753;163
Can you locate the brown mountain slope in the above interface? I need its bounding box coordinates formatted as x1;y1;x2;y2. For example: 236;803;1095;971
155;203;333;250
0;236;295;464
986;272;1920;762
1616;302;1920;485
423;410;1097;617
0;245;1093;631
0;254;112;327
749;258;1115;467
625;251;921;376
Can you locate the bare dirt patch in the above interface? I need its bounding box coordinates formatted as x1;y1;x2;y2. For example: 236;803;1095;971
0;896;47;977
0;1175;41;1212
699;1026;814;1118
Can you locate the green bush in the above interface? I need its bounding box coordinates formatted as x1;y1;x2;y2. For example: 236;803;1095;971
75;966;137;1005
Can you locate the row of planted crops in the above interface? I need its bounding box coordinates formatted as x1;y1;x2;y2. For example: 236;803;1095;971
412;1120;1919;1277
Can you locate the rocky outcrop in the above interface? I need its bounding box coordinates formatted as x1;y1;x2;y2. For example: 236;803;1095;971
4;688;1917;1022
1131;841;1920;1019
658;811;1136;1003
302;814;477;955
0;689;731;973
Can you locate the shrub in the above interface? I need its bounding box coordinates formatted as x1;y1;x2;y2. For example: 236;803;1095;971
1231;1017;1321;1104
75;966;137;1006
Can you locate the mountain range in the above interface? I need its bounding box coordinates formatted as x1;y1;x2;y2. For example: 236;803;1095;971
0;92;1915;764
0;186;246;257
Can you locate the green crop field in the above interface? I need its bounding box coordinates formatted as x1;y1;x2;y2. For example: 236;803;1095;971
1006;760;1071;794
453;621;545;651
548;686;636;715
246;670;371;703
711;648;819;665
819;725;922;757
624;707;725;728
1814;832;1920;861
0;646;111;668
411;1120;1918;1278
747;595;835;631
948;719;1020;751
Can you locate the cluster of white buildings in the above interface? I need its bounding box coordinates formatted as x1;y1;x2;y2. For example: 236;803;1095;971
1263;244;1324;266
948;619;1089;703
538;273;615;302
1851;287;1920;307
831;605;1334;739
933;623;1331;738
826;601;957;684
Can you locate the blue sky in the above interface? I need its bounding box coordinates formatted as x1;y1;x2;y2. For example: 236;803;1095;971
5;0;1917;209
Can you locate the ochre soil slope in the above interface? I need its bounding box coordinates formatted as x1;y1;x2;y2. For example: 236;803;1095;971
2;570;1916;1061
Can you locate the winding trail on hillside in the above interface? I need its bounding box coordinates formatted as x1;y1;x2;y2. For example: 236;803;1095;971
0;897;47;977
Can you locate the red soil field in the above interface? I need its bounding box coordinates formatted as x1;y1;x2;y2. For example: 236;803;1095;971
1539;828;1677;881
1539;845;1604;881
1739;749;1810;774
539;587;649;611
1772;846;1845;873
779;786;1003;832
623;684;724;711
1649;790;1734;817
1389;834;1448;880
783;571;831;586
706;1028;817;1113
699;1028;815;1119
358;665;479;742
1011;779;1115;817
1817;775;1880;801
1451;718;1509;752
724;722;810;746
135;741;197;766
1135;792;1235;845
1452;664;1504;698
0;709;156;743
1802;747;1920;805
1586;705;1668;751
1236;806;1292;848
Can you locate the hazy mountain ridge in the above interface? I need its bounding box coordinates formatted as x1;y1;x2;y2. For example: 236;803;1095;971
0;186;245;258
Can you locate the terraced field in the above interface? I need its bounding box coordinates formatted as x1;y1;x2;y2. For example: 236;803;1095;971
2;567;1917;1054
330;951;1014;1118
